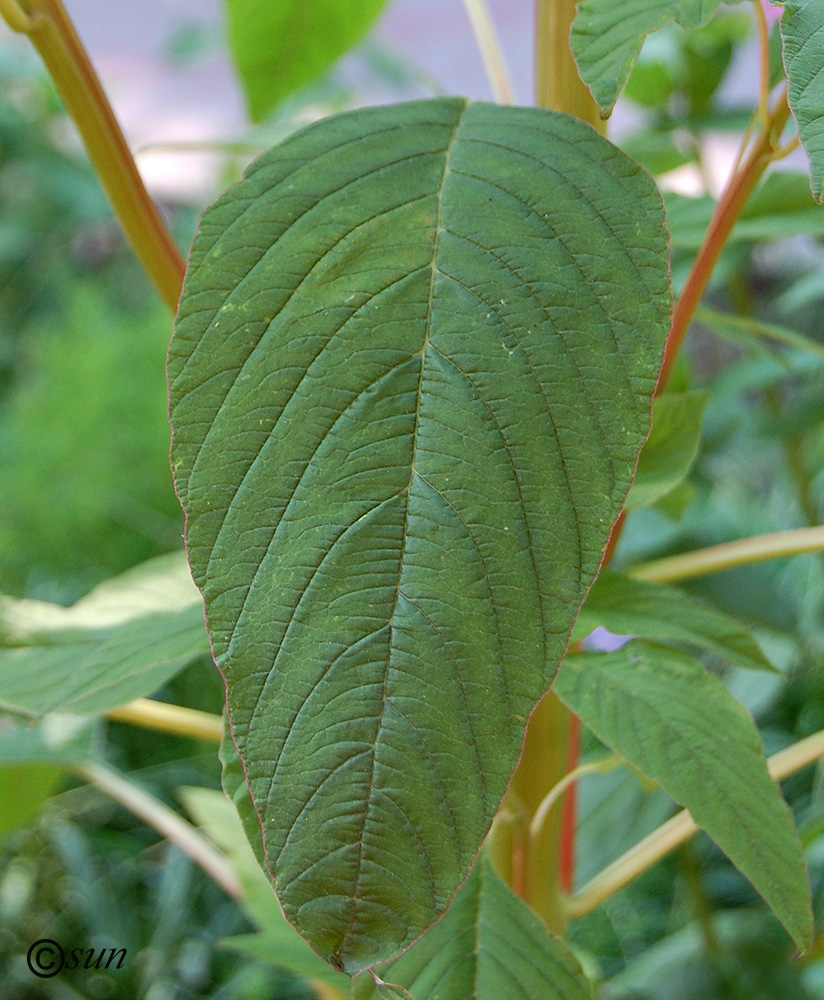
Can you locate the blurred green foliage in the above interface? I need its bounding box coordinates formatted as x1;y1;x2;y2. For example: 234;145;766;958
0;285;182;602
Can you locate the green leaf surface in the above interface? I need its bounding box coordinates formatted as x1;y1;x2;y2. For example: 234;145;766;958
353;855;594;1000
225;0;389;122
169;98;671;972
781;0;824;202
627;390;707;509
0;712;96;840
0;553;208;716
555;641;812;947
574;570;775;672
0;766;63;840
0;711;96;764
182;781;349;998
570;0;744;112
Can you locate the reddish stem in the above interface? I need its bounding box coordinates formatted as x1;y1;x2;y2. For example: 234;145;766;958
659;92;791;393
554;89;792;899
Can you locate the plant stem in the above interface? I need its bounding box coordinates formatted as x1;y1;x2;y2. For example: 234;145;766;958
76;761;241;899
0;0;32;31
753;0;771;130
105;698;224;743
567;728;824;918
529;755;620;845
462;0;515;105
535;0;605;134
629;525;824;584
0;0;185;311
508;690;572;934
558;712;580;893
658;89;792;393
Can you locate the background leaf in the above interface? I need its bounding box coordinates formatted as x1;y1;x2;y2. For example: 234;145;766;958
570;0;745;113
666;172;824;251
554;641;812;947
0;712;96;843
574;570;775;673
0;554;208;716
0;712;96;765
627;391;708;509
225;0;390;122
182;782;349;999
169;98;671;972
354;855;594;1000
781;0;824;202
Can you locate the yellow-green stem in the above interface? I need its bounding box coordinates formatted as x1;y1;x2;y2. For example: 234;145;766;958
507;691;572;934
105;698;224;742
567;728;824;918
1;0;185;311
535;0;605;133
462;0;515;104
630;525;824;584
529;755;620;845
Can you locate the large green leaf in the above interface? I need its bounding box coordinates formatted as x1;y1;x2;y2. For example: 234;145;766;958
781;0;824;202
0;553;208;716
627;390;707;509
574;570;775;672
225;0;390;122
570;0;744;113
554;641;812;947
353;855;594;1000
169;98;671;972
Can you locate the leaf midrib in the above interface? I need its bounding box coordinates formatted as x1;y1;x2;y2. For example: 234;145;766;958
336;107;465;965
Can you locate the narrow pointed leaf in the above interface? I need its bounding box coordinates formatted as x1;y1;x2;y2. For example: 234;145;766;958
571;0;745;112
574;569;775;672
781;0;824;202
555;641;812;947
627;391;707;509
225;0;390;122
354;856;594;1000
169;98;671;972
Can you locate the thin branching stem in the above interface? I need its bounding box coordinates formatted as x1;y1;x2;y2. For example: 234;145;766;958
529;756;621;845
461;0;515;104
658;88;792;393
753;0;772;129
629;525;824;584
76;762;241;899
0;0;185;310
0;0;34;31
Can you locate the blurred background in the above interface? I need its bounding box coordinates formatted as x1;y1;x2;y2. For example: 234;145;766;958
1;2;824;997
